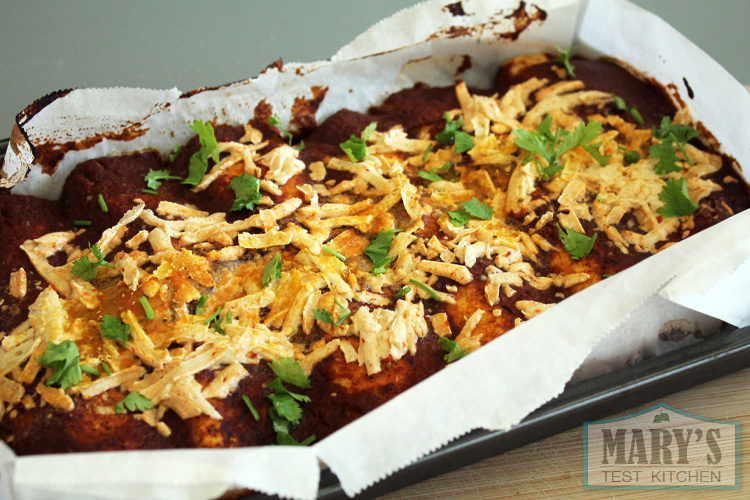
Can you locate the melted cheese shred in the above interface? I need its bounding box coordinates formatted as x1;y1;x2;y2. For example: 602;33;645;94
0;53;727;428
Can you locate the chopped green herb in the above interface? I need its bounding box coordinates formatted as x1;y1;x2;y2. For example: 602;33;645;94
557;223;597;260
262;253;282;287
436;161;452;171
270;358;311;388
38;340;82;390
437;337;467;363
139;296;155;320
195;294;209;315
408;279;441;301
144;169;180;190
242;394;260;421
448;197;494;227
97;194;109;213
101;360;112;376
454;131;475;153
229;173;262;211
313;308;334;325
183;120;221;186
448;210;473;227
269;113;294;145
365;229;401;275
611;93;628;112
422;143;434;162
436;112;464;144
630;108;645;125
333;300;351;327
340;122;377;162
394;286;411;300
623;150;640;165
115;392;153;414
71;244;115;282
582;142;611;166
81;365;100;377
322;246;346;262
514;116;603;179
141;188;162;195
462;197;494;220
650;116;701;174
417;170;444;183
295;140;305;151
73;220;92;227
169;145;182;163
602;273;612;278
657;178;699;218
266;358;314;445
99;314;131;347
555;45;576;79
203;306;229;335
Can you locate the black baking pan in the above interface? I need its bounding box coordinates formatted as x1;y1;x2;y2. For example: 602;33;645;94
2;139;749;500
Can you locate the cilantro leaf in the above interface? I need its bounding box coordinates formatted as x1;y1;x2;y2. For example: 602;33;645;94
555;45;576;79
195;294;209;315
365;229;401;274
461;197;494;220
582;142;610;166
514;117;602;179
313;308;334;325
437;337;467;363
436;161;452;171
183;120;221;186
657;178;699;217
144;169;180;190
101;361;112;376
454;131;475;153
115;392;153;414
71;244;115;282
38;340;82;390
269;393;303;424
265;363;314;446
448;210;472;227
340;122;377;162
557;224;597;260
270;357;311;389
262;253;282;287
71;256;98;281
650;116;701;173
417;170;444;183
436;112;464;144
394;286;411;300
649;141;682;174
99;314;131;347
229;173;262;211
269;113;294;145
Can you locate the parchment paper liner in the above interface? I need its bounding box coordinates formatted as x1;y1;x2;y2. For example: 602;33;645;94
2;0;749;498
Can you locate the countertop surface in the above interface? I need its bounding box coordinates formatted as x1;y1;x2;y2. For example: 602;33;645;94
379;368;750;499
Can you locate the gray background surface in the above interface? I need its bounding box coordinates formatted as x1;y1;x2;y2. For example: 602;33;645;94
1;0;748;135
